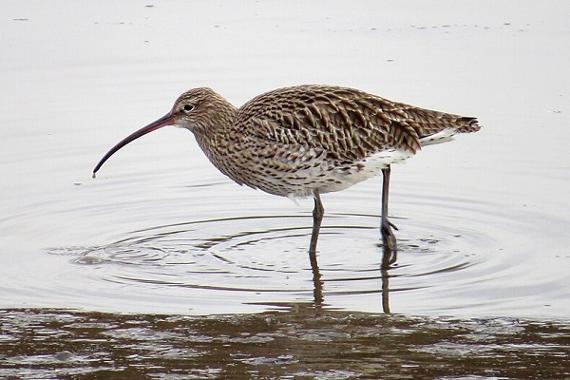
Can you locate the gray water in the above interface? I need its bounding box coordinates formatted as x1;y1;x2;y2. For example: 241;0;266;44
1;1;569;378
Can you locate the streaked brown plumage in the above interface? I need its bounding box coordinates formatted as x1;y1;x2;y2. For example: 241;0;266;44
93;85;481;267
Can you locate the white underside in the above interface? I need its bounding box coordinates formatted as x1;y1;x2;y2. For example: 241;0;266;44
349;148;413;180
420;128;456;146
283;129;458;199
315;129;458;195
287;148;413;198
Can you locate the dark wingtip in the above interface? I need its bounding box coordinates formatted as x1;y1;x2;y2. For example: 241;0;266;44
458;117;481;133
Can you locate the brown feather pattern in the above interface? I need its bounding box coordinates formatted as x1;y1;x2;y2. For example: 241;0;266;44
183;85;480;197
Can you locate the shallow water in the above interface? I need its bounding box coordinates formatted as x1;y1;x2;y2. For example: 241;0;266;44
1;306;569;379
1;0;569;377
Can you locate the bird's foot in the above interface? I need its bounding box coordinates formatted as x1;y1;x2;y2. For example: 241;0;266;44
387;220;398;231
381;220;398;267
381;220;397;250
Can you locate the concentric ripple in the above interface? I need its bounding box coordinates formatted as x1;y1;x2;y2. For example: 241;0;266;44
38;182;569;317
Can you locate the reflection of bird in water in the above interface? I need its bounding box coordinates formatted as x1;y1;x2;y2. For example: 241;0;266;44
93;85;480;269
311;257;390;312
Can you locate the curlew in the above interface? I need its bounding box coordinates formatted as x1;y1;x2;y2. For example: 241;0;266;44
93;85;480;267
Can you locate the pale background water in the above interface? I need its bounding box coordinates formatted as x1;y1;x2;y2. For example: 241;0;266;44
0;1;569;378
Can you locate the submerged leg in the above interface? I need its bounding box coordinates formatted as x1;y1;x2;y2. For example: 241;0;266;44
309;191;324;254
381;166;398;266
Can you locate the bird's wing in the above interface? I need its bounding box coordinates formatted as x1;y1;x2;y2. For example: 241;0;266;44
236;85;424;162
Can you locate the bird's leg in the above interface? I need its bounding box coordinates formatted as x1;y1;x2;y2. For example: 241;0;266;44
309;191;324;306
309;191;324;254
381;166;398;266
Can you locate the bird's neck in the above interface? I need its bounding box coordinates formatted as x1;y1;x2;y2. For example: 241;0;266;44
193;99;239;169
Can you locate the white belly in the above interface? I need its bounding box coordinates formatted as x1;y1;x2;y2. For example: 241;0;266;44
287;149;413;197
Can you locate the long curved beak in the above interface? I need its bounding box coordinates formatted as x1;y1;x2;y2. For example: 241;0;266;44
92;112;175;177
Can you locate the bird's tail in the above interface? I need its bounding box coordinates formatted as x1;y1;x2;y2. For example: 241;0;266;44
456;117;481;133
419;117;481;147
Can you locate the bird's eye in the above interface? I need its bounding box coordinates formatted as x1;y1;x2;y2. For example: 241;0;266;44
183;104;195;113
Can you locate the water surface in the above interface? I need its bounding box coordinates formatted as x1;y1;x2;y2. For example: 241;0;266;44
1;0;569;378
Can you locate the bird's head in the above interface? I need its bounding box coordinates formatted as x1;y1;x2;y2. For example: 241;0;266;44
170;87;233;131
92;87;235;177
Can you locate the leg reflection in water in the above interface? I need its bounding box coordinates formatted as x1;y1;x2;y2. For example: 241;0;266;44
309;250;324;307
308;245;393;314
380;245;392;314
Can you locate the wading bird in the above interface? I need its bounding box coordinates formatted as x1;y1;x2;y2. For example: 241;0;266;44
93;85;480;267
